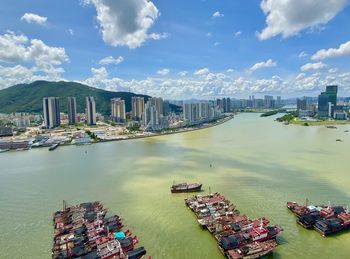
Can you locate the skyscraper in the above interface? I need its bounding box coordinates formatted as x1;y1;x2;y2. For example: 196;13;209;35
150;97;163;117
131;96;144;121
143;101;159;130
43;97;60;129
325;85;338;107
111;98;126;123
86;96;96;125
318;92;329;118
67;97;77;125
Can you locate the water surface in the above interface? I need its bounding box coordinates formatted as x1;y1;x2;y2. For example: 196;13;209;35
1;113;350;258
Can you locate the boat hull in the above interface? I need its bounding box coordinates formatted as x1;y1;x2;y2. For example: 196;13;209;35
171;184;202;193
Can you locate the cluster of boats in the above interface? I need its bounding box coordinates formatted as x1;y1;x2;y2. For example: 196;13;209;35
185;193;283;258
287;201;350;237
52;201;148;259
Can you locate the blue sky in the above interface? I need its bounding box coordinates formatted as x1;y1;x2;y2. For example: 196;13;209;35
0;0;350;99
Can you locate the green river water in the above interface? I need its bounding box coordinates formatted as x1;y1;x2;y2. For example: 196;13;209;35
1;113;350;259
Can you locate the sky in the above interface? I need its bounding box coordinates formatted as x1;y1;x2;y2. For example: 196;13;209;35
0;0;350;99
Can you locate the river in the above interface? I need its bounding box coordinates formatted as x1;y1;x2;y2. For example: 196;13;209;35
1;113;350;258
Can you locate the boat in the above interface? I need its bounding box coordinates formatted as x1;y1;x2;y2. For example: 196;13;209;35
49;143;60;151
314;218;343;237
226;240;278;259
171;182;202;193
0;149;10;153
345;130;349;132
336;139;343;142
326;126;337;129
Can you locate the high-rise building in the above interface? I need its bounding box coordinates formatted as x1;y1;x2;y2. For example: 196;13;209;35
43;97;60;129
86;96;96;125
111;98;126;123
163;100;170;116
264;95;274;109
132;96;145;121
318;92;329;118
276;96;282;107
325;85;338;107
67;97;77;125
150;97;163;117
143;101;159;131
297;98;307;111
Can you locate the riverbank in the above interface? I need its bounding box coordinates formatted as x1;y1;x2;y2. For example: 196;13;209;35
0;114;235;152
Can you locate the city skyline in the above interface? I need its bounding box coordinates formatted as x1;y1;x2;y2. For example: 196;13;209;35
0;1;349;99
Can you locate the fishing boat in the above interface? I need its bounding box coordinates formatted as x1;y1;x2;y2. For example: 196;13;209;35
0;149;10;153
171;182;202;193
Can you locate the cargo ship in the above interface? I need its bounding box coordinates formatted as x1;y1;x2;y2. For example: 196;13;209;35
171;182;202;193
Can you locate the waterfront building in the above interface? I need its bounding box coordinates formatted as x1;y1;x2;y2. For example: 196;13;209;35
264;95;274;109
334;111;347;120
132;96;145;121
143;101;160;131
111;98;126;123
151;97;164;117
86;96;96;125
318;92;329;118
0;127;13;137
67;97;77;125
325;85;338;107
163;100;170;116
43;97;60;129
297;98;307;112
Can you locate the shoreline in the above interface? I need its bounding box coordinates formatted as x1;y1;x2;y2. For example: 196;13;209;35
1;114;235;152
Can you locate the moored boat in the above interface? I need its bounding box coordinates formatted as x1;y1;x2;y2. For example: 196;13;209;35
49;143;60;151
171;182;202;193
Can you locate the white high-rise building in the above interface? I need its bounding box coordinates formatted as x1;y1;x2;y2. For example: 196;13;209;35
86;96;96;125
67;97;77;125
111;98;126;123
43;97;60;129
132;96;145;121
143;101;159;131
151;97;164;116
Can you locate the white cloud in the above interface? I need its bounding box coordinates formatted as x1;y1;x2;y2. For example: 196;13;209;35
226;69;234;73
214;42;220;46
212;11;224;18
249;59;276;72
21;13;47;25
329;68;338;73
178;71;188;77
148;32;169;40
301;62;327;71
157;68;170;75
85;0;165;49
234;31;242;37
298;51;308;58
67;29;74;36
0;31;68;71
194;68;210;76
311;40;350;61
99;56;124;65
207;32;212;37
257;0;348;40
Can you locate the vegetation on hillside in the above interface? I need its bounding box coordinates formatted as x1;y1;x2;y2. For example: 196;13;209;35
0;81;151;115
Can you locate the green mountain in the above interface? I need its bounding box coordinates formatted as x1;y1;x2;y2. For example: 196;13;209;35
0;81;152;115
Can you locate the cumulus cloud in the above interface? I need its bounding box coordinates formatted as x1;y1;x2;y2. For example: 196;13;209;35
0;31;68;72
20;13;47;25
234;31;242;37
194;68;210;76
85;0;166;48
157;68;170;75
249;59;276;72
257;0;348;40
0;31;68;89
301;62;327;71
311;40;350;61
212;11;224;18
99;56;124;65
67;29;74;36
148;32;169;40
